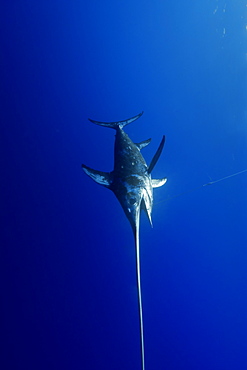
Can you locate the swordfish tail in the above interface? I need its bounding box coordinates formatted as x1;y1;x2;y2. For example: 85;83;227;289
88;111;143;129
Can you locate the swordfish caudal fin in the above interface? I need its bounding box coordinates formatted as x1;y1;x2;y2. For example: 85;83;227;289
148;135;165;174
88;111;144;129
81;164;111;187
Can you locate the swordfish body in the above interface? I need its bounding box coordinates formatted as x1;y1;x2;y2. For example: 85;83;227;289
81;112;167;370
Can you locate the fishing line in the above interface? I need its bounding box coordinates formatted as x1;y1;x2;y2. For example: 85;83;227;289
155;168;247;205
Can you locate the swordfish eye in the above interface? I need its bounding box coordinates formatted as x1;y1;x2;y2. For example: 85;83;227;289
127;192;137;205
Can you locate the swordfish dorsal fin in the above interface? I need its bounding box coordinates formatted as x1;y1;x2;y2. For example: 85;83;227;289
81;164;111;187
88;111;143;129
148;135;165;174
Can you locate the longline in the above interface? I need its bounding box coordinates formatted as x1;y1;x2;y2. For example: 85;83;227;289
155;168;247;205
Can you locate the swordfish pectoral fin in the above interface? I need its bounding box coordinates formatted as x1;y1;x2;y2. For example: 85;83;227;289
81;164;111;187
148;135;165;174
152;177;167;188
142;190;153;228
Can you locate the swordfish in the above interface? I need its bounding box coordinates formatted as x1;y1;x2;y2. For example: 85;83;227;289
81;111;167;370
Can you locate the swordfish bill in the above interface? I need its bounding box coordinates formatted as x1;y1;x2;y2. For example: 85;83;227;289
81;112;167;370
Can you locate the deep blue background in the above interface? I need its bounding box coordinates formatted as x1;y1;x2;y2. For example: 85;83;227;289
1;1;247;369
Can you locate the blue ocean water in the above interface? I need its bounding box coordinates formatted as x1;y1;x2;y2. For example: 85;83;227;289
1;1;246;369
